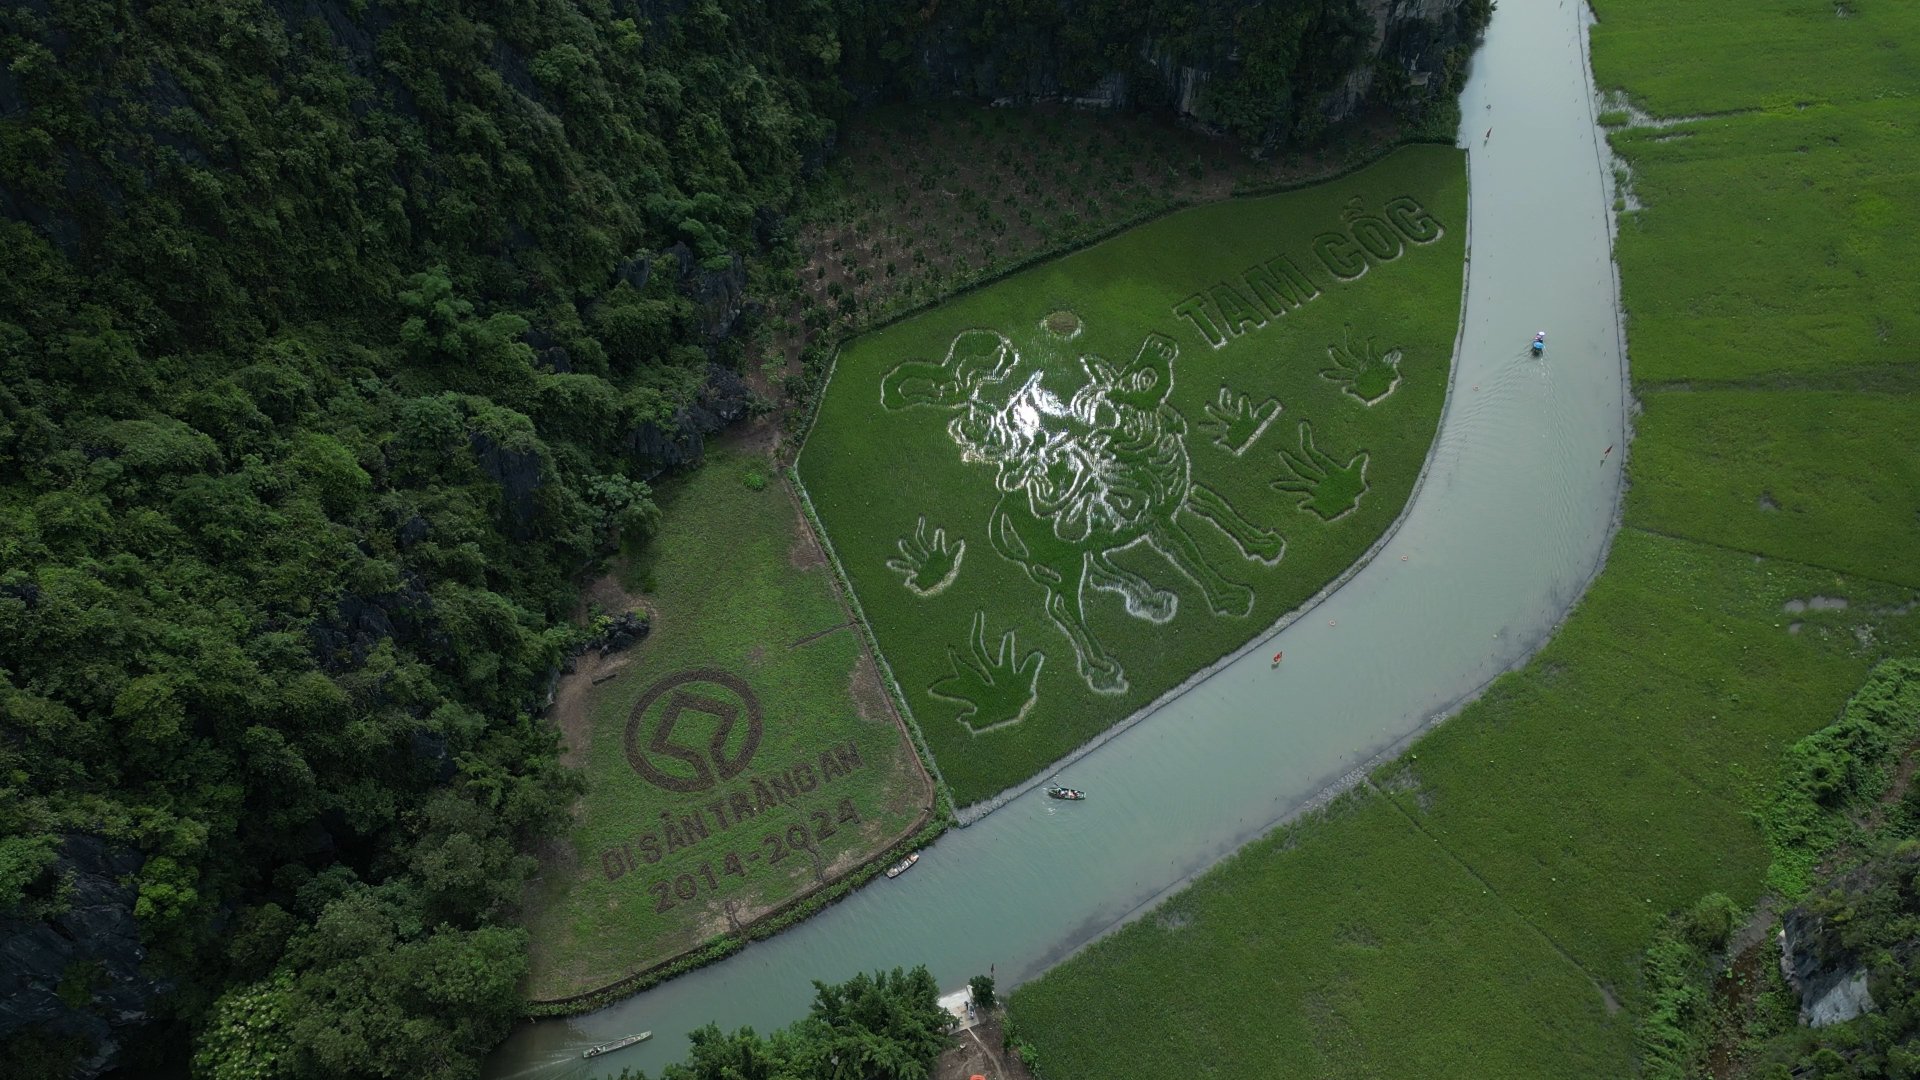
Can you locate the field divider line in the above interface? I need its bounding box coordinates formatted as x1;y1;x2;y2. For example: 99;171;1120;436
788;619;856;649
1623;524;1920;593
1630;361;1920;396
782;467;959;816
1368;779;1623;1014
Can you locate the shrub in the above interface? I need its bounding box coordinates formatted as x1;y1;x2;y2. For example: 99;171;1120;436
969;973;996;1011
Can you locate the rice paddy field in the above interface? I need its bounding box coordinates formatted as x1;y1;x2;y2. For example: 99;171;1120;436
1010;1;1920;1075
796;146;1468;806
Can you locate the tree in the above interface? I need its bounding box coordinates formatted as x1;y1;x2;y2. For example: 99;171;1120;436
633;967;953;1080
968;974;995;1012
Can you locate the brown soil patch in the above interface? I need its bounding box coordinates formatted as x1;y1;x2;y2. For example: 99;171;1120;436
789;494;830;571
518;834;588;988
579;573;650;622
718;406;782;460
820;844;867;881
553;649;632;770
727;893;778;929
549;574;652;769
1042;309;1081;337
530;831;579;884
691;899;736;941
937;1013;1036;1080
1865;738;1920;830
1826;738;1919;865
1705;934;1773;1079
850;652;892;724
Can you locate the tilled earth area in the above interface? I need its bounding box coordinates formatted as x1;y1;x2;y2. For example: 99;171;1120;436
936;1014;1037;1080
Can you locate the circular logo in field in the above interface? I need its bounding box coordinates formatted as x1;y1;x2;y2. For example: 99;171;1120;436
623;670;763;793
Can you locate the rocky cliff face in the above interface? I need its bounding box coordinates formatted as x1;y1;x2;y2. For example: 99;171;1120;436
1331;0;1477;124
1780;899;1878;1028
0;836;172;1079
866;0;1486;149
610;241;757;474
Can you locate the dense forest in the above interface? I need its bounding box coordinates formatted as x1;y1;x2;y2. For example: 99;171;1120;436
0;0;1484;1076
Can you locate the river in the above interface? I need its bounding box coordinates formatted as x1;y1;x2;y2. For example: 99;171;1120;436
485;0;1625;1074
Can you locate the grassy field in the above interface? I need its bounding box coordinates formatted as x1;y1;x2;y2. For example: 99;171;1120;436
1606;99;1919;386
518;447;932;1002
1628;389;1920;584
1019;789;1632;1078
1013;534;1920;1078
797;145;1467;805
1011;1;1920;1075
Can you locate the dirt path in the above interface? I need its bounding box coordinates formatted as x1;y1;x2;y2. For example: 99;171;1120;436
547;576;651;770
936;1013;1035;1080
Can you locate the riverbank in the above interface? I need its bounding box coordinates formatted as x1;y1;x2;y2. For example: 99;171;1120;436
1009;0;1920;1075
936;1012;1036;1080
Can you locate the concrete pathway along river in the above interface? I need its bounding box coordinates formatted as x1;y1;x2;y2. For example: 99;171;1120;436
486;1;1626;1075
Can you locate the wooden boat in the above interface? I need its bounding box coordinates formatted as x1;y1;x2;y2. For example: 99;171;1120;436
1046;785;1086;801
885;852;919;878
582;1032;651;1058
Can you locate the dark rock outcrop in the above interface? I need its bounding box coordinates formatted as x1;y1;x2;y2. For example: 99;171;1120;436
1780;903;1877;1028
395;512;430;550
596;611;650;655
308;576;437;673
624;363;753;474
0;580;40;609
614;251;653;292
855;0;1485;149
467;430;545;539
641;241;750;345
0;835;172;1080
